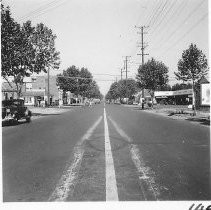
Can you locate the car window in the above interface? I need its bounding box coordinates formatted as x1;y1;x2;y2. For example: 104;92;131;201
2;100;23;107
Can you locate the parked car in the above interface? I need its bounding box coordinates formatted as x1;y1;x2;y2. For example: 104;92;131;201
2;99;32;124
128;100;133;105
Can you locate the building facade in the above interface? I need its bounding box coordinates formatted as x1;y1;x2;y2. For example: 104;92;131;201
2;82;18;100
154;89;193;105
22;75;59;106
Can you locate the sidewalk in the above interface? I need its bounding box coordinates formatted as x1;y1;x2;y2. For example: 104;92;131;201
125;104;210;126
28;106;71;119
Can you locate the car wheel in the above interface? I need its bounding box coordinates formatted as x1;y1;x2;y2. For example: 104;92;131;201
26;117;31;123
13;117;18;125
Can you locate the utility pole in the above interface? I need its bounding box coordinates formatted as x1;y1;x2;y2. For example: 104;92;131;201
123;56;131;80
135;25;149;109
121;69;122;80
123;56;131;104
47;67;50;107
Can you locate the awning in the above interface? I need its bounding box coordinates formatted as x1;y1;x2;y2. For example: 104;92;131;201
22;91;50;97
155;96;168;98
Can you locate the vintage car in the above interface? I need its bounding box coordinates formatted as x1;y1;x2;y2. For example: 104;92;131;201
2;99;32;124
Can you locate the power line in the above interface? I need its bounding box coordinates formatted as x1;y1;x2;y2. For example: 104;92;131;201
92;73;121;77
148;0;168;27
57;75;93;80
153;0;206;51
149;0;178;36
18;0;68;21
128;1;155;66
135;1;149;26
57;75;119;82
161;12;208;56
149;0;189;48
146;0;164;26
17;0;60;21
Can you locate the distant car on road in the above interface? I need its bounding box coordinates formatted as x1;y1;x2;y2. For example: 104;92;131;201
93;98;101;104
2;99;32;124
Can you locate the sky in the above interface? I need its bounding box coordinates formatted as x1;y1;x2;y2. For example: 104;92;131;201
2;0;210;96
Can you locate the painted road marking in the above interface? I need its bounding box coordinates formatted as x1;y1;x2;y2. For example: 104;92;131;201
48;116;103;201
108;116;159;201
104;108;119;201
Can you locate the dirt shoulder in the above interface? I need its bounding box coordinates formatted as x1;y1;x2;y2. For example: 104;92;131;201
124;104;210;126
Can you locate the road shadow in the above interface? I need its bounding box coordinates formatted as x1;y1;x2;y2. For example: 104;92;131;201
32;113;61;117
185;117;210;126
2;120;29;127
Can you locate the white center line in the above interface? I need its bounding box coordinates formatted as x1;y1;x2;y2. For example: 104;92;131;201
48;116;102;201
104;108;119;201
108;116;159;201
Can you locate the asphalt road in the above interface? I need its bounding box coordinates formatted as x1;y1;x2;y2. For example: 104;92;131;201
2;103;210;201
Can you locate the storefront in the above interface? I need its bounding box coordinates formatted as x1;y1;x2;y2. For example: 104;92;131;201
154;89;193;105
22;90;46;106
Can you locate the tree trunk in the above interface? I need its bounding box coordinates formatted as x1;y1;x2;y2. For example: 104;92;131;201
151;95;154;109
142;89;144;109
16;84;20;99
192;80;196;116
150;91;154;109
3;76;13;88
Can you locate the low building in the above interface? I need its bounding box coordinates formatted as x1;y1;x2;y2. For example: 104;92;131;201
155;89;193;105
22;75;59;106
2;82;18;100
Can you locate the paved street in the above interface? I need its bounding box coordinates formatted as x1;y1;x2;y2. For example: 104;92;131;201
2;103;210;201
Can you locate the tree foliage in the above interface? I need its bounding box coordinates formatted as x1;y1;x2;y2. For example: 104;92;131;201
174;44;208;114
1;4;60;97
136;58;169;97
57;66;102;99
171;83;192;91
175;43;208;82
118;79;138;99
57;66;81;93
105;79;138;101
106;82;120;100
1;5;21;84
87;81;103;99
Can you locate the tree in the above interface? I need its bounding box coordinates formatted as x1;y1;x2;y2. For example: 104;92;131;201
174;43;208;114
57;66;81;94
32;23;60;73
56;66;102;100
159;84;171;91
105;79;138;103
79;67;93;98
1;5;21;87
105;82;120;102
118;79;138;100
87;81;102;99
1;5;60;98
136;58;169;107
171;83;192;91
105;91;112;101
108;82;120;100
